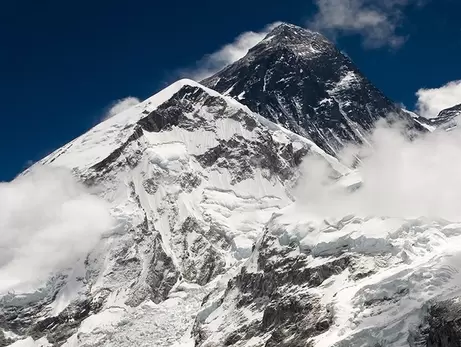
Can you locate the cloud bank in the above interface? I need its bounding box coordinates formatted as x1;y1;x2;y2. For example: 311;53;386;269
104;96;141;120
182;22;281;81
309;0;423;49
0;167;113;294
416;80;461;118
297;119;461;221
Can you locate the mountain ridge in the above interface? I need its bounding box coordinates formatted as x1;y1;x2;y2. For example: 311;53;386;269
202;23;425;156
0;79;345;347
428;103;461;130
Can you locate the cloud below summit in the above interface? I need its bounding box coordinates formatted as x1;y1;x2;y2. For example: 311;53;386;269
297;119;461;221
181;22;281;81
0;167;113;294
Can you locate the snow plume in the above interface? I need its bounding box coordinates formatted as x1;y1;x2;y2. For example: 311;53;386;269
104;96;140;120
0;167;113;294
309;0;425;49
296;119;461;221
181;22;282;81
416;80;461;118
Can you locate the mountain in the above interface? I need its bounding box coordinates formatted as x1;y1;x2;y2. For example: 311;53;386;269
404;104;461;132
0;79;345;347
3;22;459;347
194;205;461;347
202;23;424;156
426;103;461;131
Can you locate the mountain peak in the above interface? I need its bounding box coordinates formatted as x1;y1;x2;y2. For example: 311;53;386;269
249;22;332;57
265;22;319;39
202;23;423;157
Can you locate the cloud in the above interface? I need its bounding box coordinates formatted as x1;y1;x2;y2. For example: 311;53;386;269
181;22;282;81
0;167;113;294
416;80;461;118
308;0;422;49
104;96;141;120
296;118;461;221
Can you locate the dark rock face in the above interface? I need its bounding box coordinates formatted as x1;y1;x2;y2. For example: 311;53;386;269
193;225;350;347
202;23;424;156
178;217;226;286
28;298;103;345
410;298;461;347
145;234;180;304
0;330;13;347
0;282;101;346
122;217;181;307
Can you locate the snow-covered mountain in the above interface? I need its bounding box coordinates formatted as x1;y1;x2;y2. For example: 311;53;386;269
194;206;461;347
3;22;460;347
0;79;345;347
202;23;425;156
425;104;461;131
405;104;461;132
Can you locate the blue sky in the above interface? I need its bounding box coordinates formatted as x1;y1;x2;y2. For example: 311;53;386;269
1;0;460;181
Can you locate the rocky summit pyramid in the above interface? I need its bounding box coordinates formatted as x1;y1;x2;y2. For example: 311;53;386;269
2;23;460;347
202;23;424;156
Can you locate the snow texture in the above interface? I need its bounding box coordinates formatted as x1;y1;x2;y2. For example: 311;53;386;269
1;79;342;346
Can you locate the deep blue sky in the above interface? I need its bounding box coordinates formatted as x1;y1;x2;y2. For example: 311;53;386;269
1;0;460;181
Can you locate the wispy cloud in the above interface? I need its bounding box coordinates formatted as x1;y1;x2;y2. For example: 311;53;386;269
0;167;113;294
297;118;461;221
416;80;461;118
308;0;424;49
181;22;281;81
104;96;141;120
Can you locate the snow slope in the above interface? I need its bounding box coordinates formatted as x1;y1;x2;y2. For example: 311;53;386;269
194;184;461;347
1;79;345;346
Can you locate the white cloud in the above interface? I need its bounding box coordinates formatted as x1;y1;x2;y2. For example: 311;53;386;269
0;167;113;294
296;118;461;221
308;0;422;49
104;96;141;120
182;22;282;81
416;80;461;118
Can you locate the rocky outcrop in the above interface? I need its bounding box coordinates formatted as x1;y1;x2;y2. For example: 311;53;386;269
193;221;351;347
410;298;461;347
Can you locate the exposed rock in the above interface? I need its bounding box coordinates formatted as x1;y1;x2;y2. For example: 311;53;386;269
145;234;180;304
0;330;13;347
193;222;350;346
203;23;425;156
179;217;226;286
410;298;461;347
